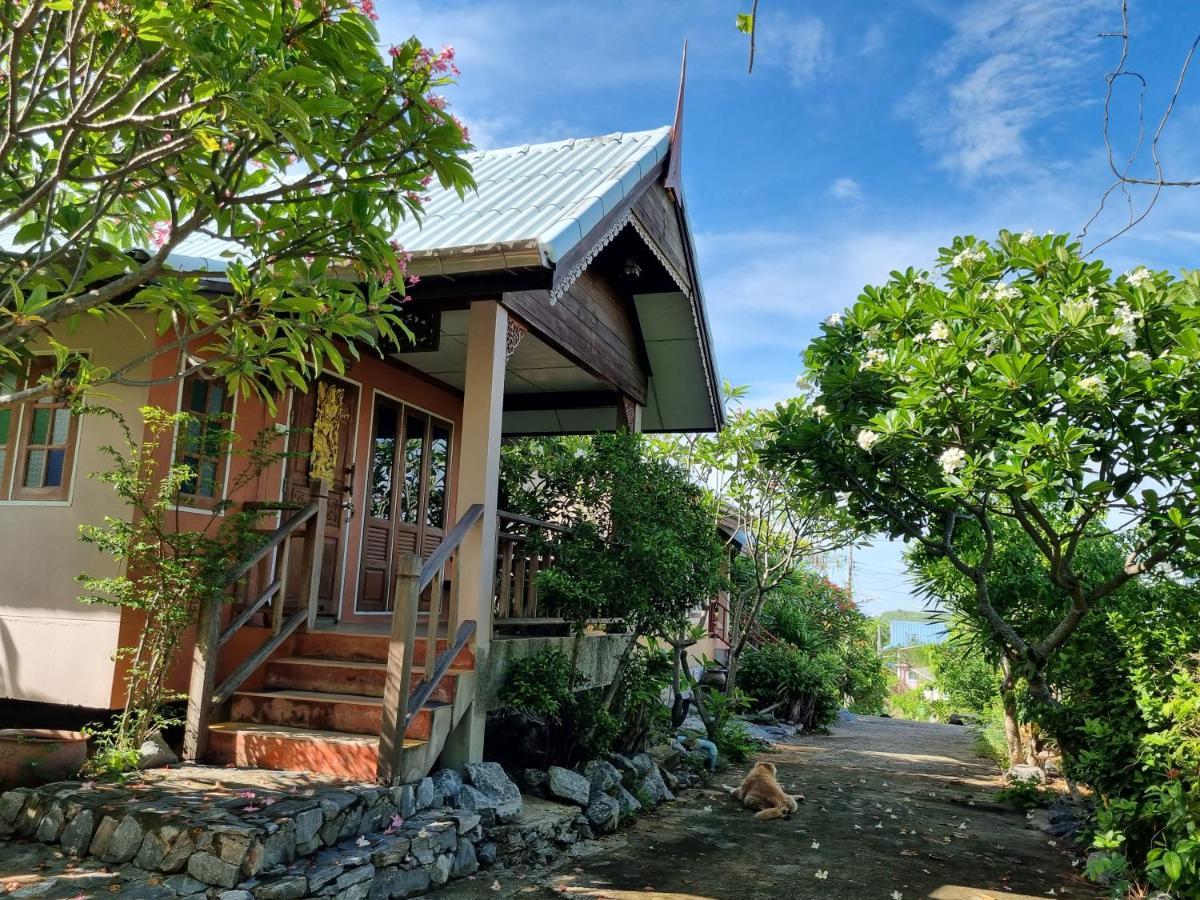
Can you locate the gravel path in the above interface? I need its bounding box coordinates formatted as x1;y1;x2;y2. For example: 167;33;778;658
441;715;1100;900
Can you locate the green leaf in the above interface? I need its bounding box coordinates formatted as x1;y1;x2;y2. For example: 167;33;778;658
735;12;754;34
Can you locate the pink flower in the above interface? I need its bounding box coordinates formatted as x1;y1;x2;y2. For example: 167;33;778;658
420;174;433;187
427;94;447;110
150;220;172;249
389;45;400;58
406;273;420;286
237;790;257;799
355;0;378;21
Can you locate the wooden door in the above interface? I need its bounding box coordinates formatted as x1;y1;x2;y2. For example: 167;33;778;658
356;400;452;613
284;376;358;617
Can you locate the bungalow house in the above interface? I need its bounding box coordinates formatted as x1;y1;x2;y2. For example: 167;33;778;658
0;122;722;783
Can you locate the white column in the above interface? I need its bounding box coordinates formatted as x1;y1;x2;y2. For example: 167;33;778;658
442;299;507;768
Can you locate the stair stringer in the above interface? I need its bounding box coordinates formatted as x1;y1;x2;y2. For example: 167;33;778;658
399;671;476;783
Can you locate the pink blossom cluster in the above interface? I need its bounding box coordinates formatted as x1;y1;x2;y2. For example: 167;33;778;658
384;240;419;288
354;0;378;21
150;220;172;249
412;44;459;77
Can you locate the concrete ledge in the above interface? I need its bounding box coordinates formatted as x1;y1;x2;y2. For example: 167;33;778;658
478;633;631;710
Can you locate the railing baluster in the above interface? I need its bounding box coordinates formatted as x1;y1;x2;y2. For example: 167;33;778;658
515;553;527;618
182;592;222;762
498;538;513;618
272;534;293;636
378;554;422;785
298;479;330;629
528;552;541;619
424;560;445;675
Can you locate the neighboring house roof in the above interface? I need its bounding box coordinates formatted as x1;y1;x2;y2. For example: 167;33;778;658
886;620;949;649
391;128;672;275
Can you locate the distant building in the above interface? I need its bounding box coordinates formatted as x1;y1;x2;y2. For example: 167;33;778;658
887;619;948;649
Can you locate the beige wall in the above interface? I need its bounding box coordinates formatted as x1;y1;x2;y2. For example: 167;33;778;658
0;318;151;708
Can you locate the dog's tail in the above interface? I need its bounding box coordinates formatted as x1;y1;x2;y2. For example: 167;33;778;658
754;806;789;821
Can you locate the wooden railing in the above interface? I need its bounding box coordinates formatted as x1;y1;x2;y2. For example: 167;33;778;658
377;503;483;784
493;510;568;625
181;480;329;762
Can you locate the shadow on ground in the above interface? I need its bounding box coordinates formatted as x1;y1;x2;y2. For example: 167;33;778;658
441;715;1101;900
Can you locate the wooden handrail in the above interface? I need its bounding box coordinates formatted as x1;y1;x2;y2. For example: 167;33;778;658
497;509;571;533
218;577;282;647
407;620;476;719
213;608;308;705
224;501;318;586
420;503;483;591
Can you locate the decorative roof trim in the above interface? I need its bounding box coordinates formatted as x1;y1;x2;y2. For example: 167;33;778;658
547;209;633;305
628;212;691;297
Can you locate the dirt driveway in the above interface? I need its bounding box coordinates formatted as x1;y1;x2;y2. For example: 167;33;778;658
441;715;1100;900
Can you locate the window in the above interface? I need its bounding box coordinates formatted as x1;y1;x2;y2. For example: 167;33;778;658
0;370;16;493
5;358;82;501
176;374;233;503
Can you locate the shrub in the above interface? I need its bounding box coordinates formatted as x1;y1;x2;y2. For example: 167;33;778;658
499;648;573;718
739;643;843;732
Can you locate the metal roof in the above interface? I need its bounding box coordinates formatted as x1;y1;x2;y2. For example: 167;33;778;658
391;127;672;271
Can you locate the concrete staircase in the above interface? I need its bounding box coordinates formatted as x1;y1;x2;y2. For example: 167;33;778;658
206;628;476;783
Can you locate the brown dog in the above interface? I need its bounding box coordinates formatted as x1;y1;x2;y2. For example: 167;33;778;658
732;761;803;820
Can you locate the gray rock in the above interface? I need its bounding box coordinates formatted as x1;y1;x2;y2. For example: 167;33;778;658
293;807;322;845
253;875;307;899
138;731;179;769
583;760;622;796
188;851;242;889
429;851;453;886
430;769;463;806
217;892;254;900
305;862;344;892
119;885;175;900
371;867;430;898
612;784;641;819
660;766;681;792
463;762;522;822
639;768;675;805
0;790;28;824
389;784;416;818
452;839;479;877
448;811;480;834
10;881;58;899
547;766;591;807
335;865;374;891
630;753;654;778
608;753;639;784
101;814;144;864
166;874;211;895
1007;764;1047;784
89;814;120;858
34;802;65;842
476;841;497;867
648;743;682;770
415;777;439;811
584;794;620;834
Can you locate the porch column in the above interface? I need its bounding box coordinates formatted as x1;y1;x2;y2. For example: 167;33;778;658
616;393;643;432
441;299;507;768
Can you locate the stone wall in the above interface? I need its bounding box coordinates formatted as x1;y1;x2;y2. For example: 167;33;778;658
0;744;708;899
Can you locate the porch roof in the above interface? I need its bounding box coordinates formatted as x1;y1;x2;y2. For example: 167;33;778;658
390;128;672;275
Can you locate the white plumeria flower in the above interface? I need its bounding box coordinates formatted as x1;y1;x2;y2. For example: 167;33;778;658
988;282;1021;302
813;404;828;418
875;822;883;830
938;446;966;474
1107;302;1142;348
928;321;951;343
814;870;829;880
1128;350;1151;370
355;835;370;848
1018;230;1035;244
951;246;985;267
1125;267;1152;287
856;429;880;451
1077;375;1106;395
826;312;843;326
811;840;820;849
859;347;889;371
892;892;904;900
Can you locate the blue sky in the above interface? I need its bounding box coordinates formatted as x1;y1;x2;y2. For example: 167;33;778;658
381;0;1200;613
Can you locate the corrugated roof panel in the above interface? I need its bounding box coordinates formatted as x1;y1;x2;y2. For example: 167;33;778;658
392;126;671;263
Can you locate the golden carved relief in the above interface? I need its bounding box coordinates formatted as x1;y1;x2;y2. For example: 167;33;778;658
309;381;346;483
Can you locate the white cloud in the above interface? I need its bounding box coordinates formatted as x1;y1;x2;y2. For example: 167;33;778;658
901;0;1111;180
757;14;831;86
828;177;864;201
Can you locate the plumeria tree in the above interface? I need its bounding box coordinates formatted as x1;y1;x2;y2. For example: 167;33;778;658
653;384;855;698
767;231;1200;718
0;0;472;409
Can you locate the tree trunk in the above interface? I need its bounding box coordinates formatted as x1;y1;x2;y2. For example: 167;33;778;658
602;624;644;710
999;657;1024;768
725;586;769;698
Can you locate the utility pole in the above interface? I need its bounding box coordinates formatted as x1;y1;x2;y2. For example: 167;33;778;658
846;544;855;602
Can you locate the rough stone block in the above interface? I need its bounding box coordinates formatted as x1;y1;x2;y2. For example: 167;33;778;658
462;762;522;822
254;874;308;899
451;839;478;877
547;767;590;807
415;777;439;811
188;850;242;889
430;769;463;806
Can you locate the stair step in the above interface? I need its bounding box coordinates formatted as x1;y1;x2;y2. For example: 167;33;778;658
262;657;460;704
293;631;474;668
230;689;442;741
206;722;420;781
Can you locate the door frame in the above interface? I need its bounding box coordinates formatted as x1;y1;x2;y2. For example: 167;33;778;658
285;371;363;621
353;387;455;616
